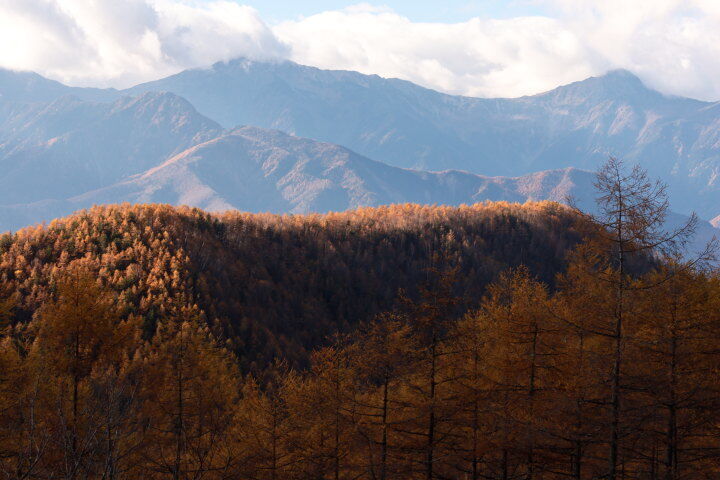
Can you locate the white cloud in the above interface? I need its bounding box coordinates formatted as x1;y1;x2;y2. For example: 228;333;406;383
0;0;287;87
545;0;720;101
1;0;720;100
275;8;596;98
276;1;720;100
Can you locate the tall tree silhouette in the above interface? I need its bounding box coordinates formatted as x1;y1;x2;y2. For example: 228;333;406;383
569;157;698;480
32;261;129;479
139;305;239;480
400;265;460;480
630;264;720;478
349;315;415;480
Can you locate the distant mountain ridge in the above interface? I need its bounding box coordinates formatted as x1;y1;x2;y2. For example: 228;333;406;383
124;61;720;216
0;60;718;235
75;126;595;214
0;68;117;104
0;91;221;205
75;126;717;256
0;120;712;257
0;117;598;230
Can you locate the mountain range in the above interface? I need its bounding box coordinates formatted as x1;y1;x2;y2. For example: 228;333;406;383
0;58;718;248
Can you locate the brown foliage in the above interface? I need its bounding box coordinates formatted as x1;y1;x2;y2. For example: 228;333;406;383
1;186;719;479
0;201;582;370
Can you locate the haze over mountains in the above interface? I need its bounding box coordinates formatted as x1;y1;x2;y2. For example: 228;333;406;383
0;58;719;242
0;92;221;205
76;126;604;213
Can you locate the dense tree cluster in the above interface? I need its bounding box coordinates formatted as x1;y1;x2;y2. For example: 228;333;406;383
1;249;718;479
0;159;718;479
0;201;581;369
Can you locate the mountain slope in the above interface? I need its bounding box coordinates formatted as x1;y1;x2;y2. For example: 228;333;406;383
2;62;720;225
0;67;118;104
2;124;714;257
0;92;222;205
75;126;715;255
0;202;584;368
127;60;720;217
127;59;477;172
77;126;593;214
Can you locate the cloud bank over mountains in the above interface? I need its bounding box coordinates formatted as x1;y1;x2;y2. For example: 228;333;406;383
0;0;287;88
2;0;720;100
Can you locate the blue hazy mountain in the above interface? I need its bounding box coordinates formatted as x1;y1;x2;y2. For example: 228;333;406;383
123;60;720;218
0;61;718;231
72;126;590;214
0;68;117;104
0;91;221;205
0;123;713;257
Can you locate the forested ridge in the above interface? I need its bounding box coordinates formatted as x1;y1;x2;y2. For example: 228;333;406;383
0;200;580;369
1;160;719;479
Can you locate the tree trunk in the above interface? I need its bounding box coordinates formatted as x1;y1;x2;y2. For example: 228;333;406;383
334;364;341;480
572;441;582;480
609;319;622;480
381;376;388;480
608;205;626;480
174;346;185;480
71;326;80;480
426;334;437;480
527;325;538;480
271;412;278;480
665;317;678;480
502;448;509;480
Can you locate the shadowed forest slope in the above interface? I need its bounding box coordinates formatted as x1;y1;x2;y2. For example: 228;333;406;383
0;201;582;370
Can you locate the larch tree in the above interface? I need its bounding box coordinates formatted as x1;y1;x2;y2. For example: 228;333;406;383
398;265;460;480
478;267;557;479
630;264;720;479
86;355;145;480
231;375;297;480
0;335;47;480
569;157;699;480
445;305;493;480
284;338;358;480
31;260;130;479
550;275;611;479
138;306;239;480
348;315;415;480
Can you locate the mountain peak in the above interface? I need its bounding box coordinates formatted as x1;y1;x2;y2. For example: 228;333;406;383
209;56;291;73
0;68;72;103
533;68;662;106
601;68;642;80
111;90;201;115
593;68;647;90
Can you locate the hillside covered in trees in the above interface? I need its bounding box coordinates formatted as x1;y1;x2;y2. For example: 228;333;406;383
1;159;718;480
0;201;581;369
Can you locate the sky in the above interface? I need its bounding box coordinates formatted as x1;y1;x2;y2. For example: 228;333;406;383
244;1;551;24
1;0;720;100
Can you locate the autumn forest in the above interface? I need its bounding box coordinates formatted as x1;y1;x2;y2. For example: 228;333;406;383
0;158;719;480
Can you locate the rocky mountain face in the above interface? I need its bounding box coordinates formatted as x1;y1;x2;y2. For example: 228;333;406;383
127;61;720;217
75;127;715;255
0;91;221;206
0;61;717;244
74;126;593;214
0;118;597;230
